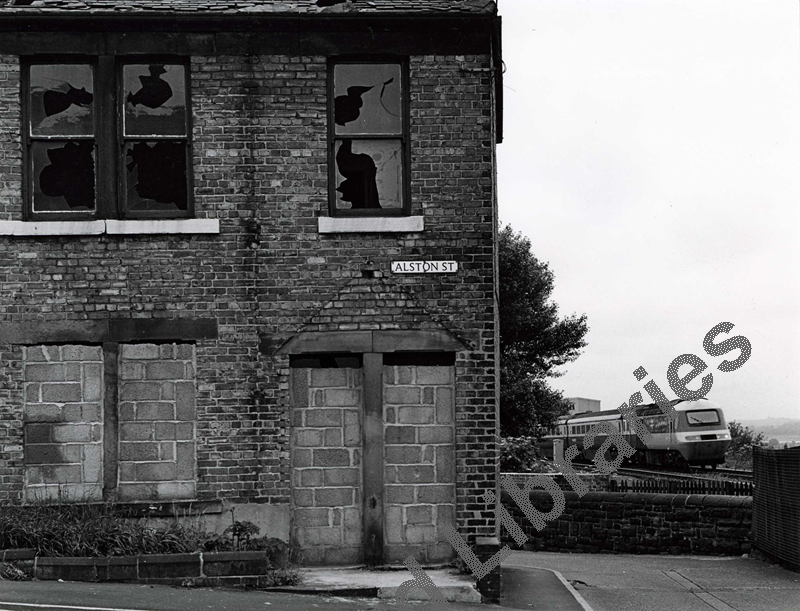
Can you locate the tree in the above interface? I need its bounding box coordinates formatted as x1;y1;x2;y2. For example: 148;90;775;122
499;225;589;437
725;420;766;469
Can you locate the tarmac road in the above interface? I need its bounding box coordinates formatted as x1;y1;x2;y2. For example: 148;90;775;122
0;579;488;611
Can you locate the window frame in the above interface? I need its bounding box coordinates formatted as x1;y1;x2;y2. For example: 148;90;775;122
117;56;193;220
22;55;193;222
327;56;411;218
685;409;721;426
22;55;99;222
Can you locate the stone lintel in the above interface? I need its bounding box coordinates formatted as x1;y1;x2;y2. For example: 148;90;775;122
0;319;218;345
272;329;466;355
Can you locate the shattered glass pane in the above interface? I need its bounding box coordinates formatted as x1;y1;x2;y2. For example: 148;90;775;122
334;139;402;210
125;141;187;212
334;64;401;136
29;64;94;137
31;140;95;212
124;64;187;137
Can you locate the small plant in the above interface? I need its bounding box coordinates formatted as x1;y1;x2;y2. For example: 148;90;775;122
0;562;32;581
262;566;302;587
223;521;260;551
450;555;472;576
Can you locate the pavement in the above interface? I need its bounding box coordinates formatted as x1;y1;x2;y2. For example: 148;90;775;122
274;566;482;603
1;551;797;610
507;550;800;611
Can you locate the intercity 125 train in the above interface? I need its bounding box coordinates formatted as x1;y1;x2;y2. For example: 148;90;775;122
538;398;732;468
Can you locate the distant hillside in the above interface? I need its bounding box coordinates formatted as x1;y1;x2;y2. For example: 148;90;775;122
739;418;800;437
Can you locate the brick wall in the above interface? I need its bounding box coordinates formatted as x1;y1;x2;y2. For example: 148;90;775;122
290;367;363;565
117;343;197;501
383;364;455;563
23;345;103;503
0;51;497;549
502;490;752;556
0;56;20;221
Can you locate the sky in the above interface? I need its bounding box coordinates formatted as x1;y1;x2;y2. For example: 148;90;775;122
496;0;800;422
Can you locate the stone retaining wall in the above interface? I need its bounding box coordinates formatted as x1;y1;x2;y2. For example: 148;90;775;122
502;490;752;555
0;548;282;588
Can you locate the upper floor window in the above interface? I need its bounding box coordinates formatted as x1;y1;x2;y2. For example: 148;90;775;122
329;59;409;217
23;57;191;221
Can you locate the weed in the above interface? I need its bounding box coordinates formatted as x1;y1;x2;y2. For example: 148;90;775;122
0;561;32;581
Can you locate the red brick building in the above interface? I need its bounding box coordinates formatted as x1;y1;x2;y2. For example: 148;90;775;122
0;0;502;567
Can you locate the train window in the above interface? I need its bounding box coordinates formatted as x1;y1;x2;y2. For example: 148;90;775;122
646;415;669;433
686;410;720;425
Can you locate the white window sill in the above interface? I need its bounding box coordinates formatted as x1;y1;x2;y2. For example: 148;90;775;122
318;216;424;233
0;219;220;236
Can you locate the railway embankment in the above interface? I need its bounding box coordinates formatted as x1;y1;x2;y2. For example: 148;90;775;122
501;490;751;556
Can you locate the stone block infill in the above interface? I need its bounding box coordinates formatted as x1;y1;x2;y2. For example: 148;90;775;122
383;364;456;564
23;345;104;503
117;343;197;501
291;366;363;566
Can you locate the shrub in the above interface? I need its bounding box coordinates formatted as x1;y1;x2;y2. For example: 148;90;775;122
0;505;285;561
500;436;539;472
0;505;302;587
0;561;32;581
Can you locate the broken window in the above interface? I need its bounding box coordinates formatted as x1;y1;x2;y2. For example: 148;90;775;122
23;58;192;220
330;61;408;215
122;64;189;214
27;63;96;213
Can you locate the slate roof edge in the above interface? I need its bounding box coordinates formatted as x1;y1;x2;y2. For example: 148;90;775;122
0;1;497;17
0;11;497;34
0;10;495;18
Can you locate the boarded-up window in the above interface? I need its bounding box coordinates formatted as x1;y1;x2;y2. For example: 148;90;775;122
117;343;196;501
22;343;197;504
23;345;103;503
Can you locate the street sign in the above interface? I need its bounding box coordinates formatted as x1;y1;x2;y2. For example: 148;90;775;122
390;261;458;274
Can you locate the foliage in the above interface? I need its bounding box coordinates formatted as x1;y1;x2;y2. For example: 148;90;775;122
0;504;288;564
0;562;32;581
499;437;539;472
725;420;767;469
224;520;261;551
450;555;473;575
499;224;589;437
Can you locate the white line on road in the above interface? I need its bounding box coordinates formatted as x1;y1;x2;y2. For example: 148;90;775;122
0;603;154;611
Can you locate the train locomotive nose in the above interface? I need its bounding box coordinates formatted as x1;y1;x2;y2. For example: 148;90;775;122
681;439;732;464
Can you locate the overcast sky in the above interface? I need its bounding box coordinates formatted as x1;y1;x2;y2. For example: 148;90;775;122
496;0;800;422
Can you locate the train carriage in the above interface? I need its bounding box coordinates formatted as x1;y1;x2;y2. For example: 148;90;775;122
538;398;731;468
